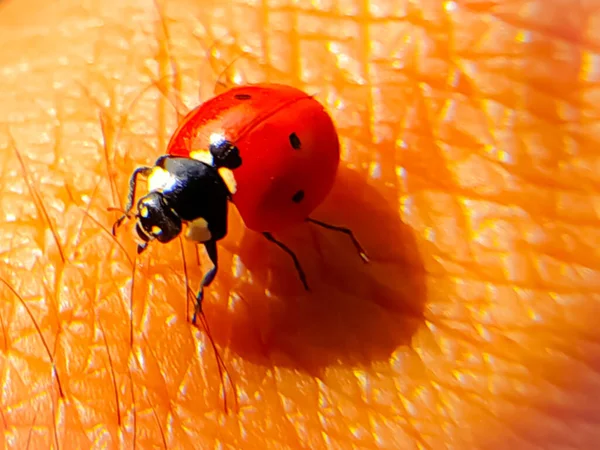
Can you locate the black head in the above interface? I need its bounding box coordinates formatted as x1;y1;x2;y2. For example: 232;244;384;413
135;192;182;246
209;139;242;170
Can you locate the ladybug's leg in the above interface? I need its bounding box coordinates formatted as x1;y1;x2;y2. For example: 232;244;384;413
307;218;369;263
262;232;310;291
112;166;153;235
193;239;219;325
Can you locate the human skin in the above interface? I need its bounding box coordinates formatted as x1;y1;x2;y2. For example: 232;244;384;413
0;0;599;448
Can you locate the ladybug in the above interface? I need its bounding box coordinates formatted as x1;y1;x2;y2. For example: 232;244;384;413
112;84;368;323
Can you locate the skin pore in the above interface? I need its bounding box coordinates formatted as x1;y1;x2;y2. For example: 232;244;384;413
0;0;599;448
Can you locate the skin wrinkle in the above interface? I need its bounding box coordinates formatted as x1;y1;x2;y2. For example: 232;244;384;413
0;0;598;448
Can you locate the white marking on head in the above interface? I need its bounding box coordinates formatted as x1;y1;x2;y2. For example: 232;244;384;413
210;132;226;147
190;149;214;166
218;168;237;195
185;217;212;243
147;167;178;193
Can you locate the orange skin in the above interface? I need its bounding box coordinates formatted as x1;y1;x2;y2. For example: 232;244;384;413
0;0;598;448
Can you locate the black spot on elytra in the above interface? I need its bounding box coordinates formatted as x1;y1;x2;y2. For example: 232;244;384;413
234;93;252;100
289;132;301;150
292;190;305;203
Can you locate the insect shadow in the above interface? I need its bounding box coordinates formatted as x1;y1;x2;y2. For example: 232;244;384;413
210;165;426;374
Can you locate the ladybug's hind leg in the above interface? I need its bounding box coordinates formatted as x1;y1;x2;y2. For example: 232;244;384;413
307;218;369;262
263;232;310;291
193;239;219;325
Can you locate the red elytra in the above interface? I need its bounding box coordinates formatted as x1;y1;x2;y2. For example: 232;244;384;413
166;83;340;233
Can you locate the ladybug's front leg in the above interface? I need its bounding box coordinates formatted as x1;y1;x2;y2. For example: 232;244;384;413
193;239;219;325
112;166;153;235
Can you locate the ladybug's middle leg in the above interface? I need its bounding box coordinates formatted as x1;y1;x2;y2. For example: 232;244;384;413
263;232;310;291
193;239;219;325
